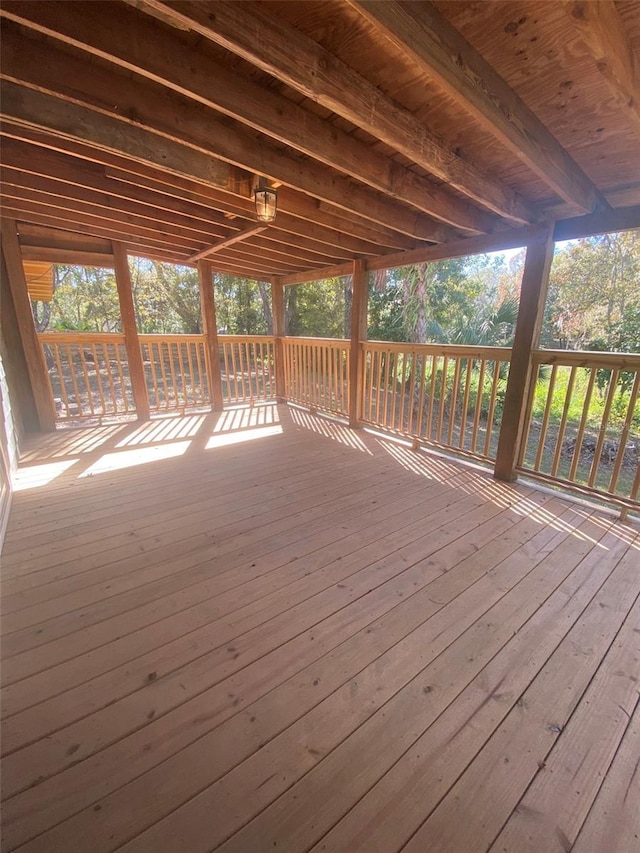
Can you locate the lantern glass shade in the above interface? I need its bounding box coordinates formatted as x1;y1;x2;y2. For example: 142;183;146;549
254;186;278;222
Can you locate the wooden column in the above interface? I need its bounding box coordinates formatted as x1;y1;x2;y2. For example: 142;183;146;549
112;241;150;420
494;223;555;481
197;259;224;410
271;276;286;402
0;219;56;431
349;259;369;428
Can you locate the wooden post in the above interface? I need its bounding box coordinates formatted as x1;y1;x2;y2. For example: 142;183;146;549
494;223;555;482
349;258;369;428
197;259;224;410
0;219;57;431
112;241;150;420
271;276;286;402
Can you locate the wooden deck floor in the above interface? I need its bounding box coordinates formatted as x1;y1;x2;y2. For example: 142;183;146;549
1;403;639;853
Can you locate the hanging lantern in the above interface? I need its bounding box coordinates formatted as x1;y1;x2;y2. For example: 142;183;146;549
253;179;278;223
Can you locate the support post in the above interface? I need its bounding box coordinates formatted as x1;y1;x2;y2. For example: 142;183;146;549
349;259;369;429
197;259;224;410
494;223;555;481
271;276;286;402
0;219;56;431
112;241;150;420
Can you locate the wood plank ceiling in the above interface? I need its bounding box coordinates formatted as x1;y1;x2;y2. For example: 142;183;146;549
0;0;639;279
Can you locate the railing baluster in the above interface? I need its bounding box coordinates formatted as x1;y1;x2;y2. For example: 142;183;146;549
176;341;187;407
425;354;438;441
458;357;473;450
470;358;486;455
164;342;175;408
105;343;120;413
114;342;130;412
533;363;557;471
184;341;196;405
197;341;208;403
51;342;70;419
76;344;94;416
568;368;597;483
245;341;252;402
221;340;231;402
550;365;576;477
483;360;501;459
407;351;416;433
415;351;428;441
156;341;166;410
447;357;462;447
65;343;83;417
587;368;619;488
91;343;107;415
437;355;448;444
608;371;640;497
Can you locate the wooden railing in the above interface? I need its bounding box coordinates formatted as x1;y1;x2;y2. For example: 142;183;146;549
218;335;276;404
518;349;640;511
38;332;133;420
281;337;350;417
139;335;210;413
36;330;639;514
361;342;510;462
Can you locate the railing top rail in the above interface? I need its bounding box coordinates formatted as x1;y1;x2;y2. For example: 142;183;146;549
364;340;513;358
281;336;349;346
218;334;276;343
533;349;640;369
37;331;126;343
138;334;206;343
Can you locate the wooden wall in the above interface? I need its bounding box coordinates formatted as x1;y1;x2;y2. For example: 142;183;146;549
0;250;39;436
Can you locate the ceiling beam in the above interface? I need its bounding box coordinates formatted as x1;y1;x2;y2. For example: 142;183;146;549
0;164;337;267
0;197;200;255
552;203;640;241
280;202;640;284
0;30;448;244
103;165;415;254
567;1;640;137
1;182;327;271
8;203;288;277
349;0;606;214
0;78;236;197
280;228;537;285
1;2;495;234
2;210;197;265
0;129;408;255
18;246;116;267
187;225;267;263
0;172;231;244
128;0;534;225
0;138;236;232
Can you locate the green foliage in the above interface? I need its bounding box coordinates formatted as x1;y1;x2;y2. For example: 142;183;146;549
368;253;522;345
284;277;351;337
213;274;270;334
129;258;202;333
542;230;640;349
46;265;121;332
33;259;273;335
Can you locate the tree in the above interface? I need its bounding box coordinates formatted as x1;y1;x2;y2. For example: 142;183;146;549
368;253;514;345
542;230;640;350
284;277;350;337
213;274;271;334
41;264;120;332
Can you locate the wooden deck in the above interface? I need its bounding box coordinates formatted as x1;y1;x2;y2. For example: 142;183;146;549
1;403;639;853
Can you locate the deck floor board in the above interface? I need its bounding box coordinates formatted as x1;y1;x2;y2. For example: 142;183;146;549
1;405;638;853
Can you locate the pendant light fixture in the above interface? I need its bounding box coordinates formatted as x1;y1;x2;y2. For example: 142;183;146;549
253;176;278;223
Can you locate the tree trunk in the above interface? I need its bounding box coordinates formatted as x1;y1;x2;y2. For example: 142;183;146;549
257;280;273;331
343;276;353;339
284;286;298;335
